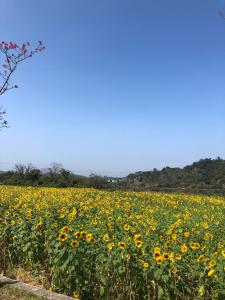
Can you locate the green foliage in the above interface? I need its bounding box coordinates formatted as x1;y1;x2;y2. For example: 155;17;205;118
123;157;225;195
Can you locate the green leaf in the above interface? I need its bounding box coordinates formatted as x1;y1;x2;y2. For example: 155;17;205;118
100;286;105;296
162;274;169;283
158;286;164;300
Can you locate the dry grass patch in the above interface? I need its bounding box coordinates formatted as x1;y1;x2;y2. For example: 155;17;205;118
0;285;45;300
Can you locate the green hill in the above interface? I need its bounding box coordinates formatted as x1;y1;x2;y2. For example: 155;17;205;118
122;157;225;194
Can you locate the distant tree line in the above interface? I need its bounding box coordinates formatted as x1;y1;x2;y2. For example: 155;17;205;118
0;163;108;189
0;158;225;195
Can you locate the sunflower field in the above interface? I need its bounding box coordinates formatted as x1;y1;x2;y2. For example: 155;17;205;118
0;186;225;299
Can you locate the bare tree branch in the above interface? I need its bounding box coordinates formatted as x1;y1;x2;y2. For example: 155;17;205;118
0;40;45;129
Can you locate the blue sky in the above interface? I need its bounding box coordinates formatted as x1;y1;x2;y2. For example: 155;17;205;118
0;0;225;176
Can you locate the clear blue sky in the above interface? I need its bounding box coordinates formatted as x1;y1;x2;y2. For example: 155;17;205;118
0;0;225;176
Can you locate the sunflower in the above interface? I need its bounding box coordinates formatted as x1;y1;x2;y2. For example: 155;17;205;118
211;252;217;258
205;232;213;240
92;219;97;225
208;259;216;269
135;240;142;248
155;256;162;264
175;253;181;260
118;241;126;250
189;242;196;250
172;234;177;240
154;247;160;253
81;231;86;238
153;247;161;258
202;222;209;229
53;222;58;228
162;252;169;261
18;218;23;225
169;252;175;262
143;262;149;268
59;232;68;242
184;231;190;238
123;224;130;231
181;244;187;253
154;250;160;259
194;242;200;250
86;233;95;242
208;269;215;277
74;231;81;238
61;225;72;233
107;242;114;251
165;240;170;247
167;229;172;235
103;234;109;242
36;222;42;229
197;255;205;263
134;234;141;241
71;239;78;248
46;212;51;218
67;213;74;221
72;291;80;298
